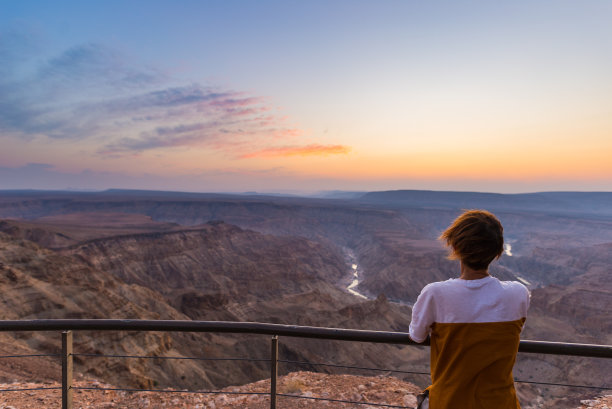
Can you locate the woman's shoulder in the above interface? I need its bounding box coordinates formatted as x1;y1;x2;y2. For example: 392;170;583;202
421;277;528;295
496;279;531;302
498;279;530;292
421;278;461;293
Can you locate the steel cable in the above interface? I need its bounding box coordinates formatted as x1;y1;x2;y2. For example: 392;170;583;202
514;379;611;390
0;354;60;358
280;359;430;375
73;352;268;362
278;393;412;408
73;386;269;396
0;387;61;392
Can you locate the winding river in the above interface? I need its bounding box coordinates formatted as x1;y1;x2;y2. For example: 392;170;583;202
504;240;532;286
343;249;369;299
341;239;530;302
347;262;368;299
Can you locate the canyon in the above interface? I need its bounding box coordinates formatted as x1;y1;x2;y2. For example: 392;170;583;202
0;189;610;408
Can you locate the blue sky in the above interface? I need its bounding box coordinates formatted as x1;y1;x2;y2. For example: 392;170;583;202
1;1;611;193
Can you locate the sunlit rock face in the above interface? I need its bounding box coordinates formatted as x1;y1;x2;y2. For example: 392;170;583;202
0;231;184;389
62;221;347;299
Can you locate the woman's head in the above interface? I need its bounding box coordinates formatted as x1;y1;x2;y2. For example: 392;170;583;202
439;209;504;270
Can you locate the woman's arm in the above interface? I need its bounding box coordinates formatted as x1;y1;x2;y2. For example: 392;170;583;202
409;284;436;343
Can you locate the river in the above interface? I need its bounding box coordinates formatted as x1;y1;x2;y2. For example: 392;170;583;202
504;239;532;286
343;249;369;299
342;240;529;302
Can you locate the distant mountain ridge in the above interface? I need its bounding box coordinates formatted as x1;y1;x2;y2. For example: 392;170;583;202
359;189;612;217
3;188;611;215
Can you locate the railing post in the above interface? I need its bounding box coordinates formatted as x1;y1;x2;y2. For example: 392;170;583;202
62;331;73;409
270;335;278;409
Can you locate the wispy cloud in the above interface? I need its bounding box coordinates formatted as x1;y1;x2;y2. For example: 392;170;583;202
0;162;294;192
240;144;351;159
0;33;349;160
0;40;165;140
35;43;162;92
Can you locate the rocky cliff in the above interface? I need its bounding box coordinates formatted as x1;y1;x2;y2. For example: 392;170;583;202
0;221;426;394
0;231;188;388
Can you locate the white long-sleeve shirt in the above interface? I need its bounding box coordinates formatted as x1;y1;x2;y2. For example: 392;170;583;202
409;276;530;343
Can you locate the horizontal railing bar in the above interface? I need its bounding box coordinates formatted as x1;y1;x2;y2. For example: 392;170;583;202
0;354;61;358
277;392;410;408
77;355;612;390
73;353;269;362
279;359;431;375
73;387;269;396
514;379;611;390
518;340;612;358
0;319;610;358
0;387;61;392
0;319;418;343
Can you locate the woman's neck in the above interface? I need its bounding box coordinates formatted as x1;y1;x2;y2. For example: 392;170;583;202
459;262;490;280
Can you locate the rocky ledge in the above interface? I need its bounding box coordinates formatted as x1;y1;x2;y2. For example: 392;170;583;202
1;372;608;408
0;371;421;408
578;395;612;409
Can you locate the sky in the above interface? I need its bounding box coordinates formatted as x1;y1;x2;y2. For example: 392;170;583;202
1;1;611;194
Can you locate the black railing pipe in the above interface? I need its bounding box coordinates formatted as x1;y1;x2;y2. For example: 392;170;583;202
0;319;610;359
0;319;416;343
518;340;612;358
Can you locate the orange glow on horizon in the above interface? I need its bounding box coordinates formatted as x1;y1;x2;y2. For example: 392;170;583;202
240;144;351;159
279;142;612;183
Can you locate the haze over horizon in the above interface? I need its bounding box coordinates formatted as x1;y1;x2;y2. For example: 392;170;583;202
1;1;611;194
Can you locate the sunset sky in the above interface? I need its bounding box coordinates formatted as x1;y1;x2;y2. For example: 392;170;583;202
1;1;611;193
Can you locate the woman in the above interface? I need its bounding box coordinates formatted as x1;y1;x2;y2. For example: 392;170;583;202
409;210;530;409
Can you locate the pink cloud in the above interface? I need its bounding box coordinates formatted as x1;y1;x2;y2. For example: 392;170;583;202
240;144;351;159
210;96;262;108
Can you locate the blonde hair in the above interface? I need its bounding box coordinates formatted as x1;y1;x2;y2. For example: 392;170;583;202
439;209;504;270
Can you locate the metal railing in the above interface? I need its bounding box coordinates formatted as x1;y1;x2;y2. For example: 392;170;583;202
0;319;611;409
